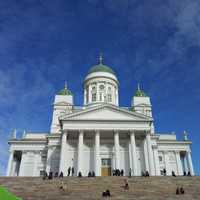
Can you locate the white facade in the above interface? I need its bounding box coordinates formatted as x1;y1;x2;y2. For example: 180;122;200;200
7;61;194;177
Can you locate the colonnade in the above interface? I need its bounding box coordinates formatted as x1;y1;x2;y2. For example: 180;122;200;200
59;129;157;176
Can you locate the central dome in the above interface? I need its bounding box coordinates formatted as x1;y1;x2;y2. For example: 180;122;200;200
88;64;116;75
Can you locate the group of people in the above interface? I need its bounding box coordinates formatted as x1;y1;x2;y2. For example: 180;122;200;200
102;190;111;197
67;167;75;176
141;170;150;177
43;171;64;180
184;171;191;176
176;187;185;195
161;168;192;177
112;169;124;176
88;171;95;177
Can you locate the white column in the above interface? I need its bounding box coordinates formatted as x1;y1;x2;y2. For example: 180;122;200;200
175;151;183;176
183;154;188;173
187;151;194;175
6;150;14;176
130;131;138;175
164;151;171;175
153;147;160;175
143;139;149;172
59;131;67;174
19;151;25;176
116;88;119;106
88;85;92;103
84;87;86;105
114;130;120;169
146;133;155;175
46;147;53;173
77;130;84;174
94;130;100;176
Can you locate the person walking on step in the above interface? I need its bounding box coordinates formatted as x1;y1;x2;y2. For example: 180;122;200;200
67;167;71;176
129;168;132;177
163;168;166;176
172;171;176;177
71;167;75;176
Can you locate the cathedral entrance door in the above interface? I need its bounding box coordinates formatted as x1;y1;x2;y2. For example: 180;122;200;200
101;158;111;176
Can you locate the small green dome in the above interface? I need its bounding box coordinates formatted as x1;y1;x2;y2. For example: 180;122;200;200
135;90;147;97
88;64;116;75
134;84;147;97
57;84;73;96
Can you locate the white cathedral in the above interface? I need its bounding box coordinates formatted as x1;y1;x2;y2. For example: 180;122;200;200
7;57;194;177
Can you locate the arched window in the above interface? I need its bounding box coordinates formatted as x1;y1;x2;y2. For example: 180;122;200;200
107;86;112;102
91;86;97;102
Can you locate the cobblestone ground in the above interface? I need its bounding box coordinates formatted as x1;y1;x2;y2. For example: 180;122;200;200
0;176;200;200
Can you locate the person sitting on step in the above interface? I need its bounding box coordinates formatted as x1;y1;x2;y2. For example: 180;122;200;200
180;187;185;194
120;169;124;176
54;172;58;177
92;171;95;177
78;171;82;177
176;187;180;195
102;189;111;197
48;171;53;180
102;190;107;197
59;181;67;191
145;171;149;177
88;171;92;177
124;179;129;190
183;171;186;176
187;171;191;176
106;189;111;197
172;171;176;177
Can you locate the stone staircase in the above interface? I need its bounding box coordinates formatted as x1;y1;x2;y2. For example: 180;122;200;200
0;176;200;200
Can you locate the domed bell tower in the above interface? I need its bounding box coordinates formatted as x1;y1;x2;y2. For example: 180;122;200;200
131;84;155;134
50;83;73;133
84;55;119;107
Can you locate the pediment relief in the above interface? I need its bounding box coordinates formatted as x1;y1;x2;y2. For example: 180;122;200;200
60;104;152;122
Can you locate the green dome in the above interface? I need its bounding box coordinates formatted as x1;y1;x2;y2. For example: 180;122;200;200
134;84;147;97
57;84;73;96
135;90;147;97
88;64;116;75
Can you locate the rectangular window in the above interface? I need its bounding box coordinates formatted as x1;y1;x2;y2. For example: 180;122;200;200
92;93;96;101
99;93;102;101
108;94;112;102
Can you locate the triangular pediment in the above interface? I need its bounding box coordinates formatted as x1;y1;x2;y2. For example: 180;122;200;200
54;101;72;106
60;104;152;122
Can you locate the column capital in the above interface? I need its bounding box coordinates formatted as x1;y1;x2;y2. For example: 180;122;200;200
128;129;135;134
113;129;119;134
145;130;151;135
78;129;84;134
163;151;169;154
94;129;100;134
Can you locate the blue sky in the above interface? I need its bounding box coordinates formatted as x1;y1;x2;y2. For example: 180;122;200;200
0;0;200;175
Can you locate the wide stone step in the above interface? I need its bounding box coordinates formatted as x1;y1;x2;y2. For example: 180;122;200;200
0;177;200;200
